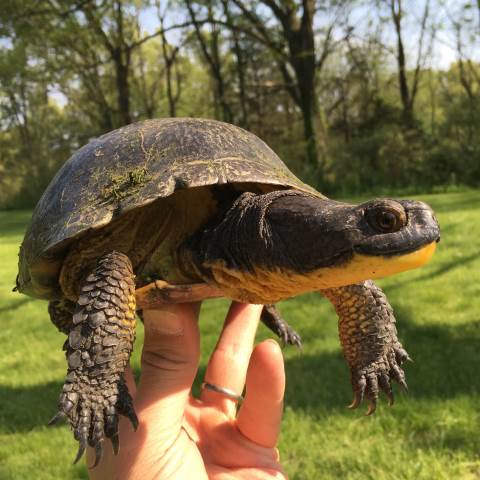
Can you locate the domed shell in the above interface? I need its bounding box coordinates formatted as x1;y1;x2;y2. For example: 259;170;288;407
18;118;320;299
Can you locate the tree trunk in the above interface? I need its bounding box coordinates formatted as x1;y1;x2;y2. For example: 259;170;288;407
285;0;322;175
390;0;413;124
222;0;248;127
390;0;430;126
299;89;319;172
161;33;177;117
113;49;131;126
166;61;176;117
186;0;232;122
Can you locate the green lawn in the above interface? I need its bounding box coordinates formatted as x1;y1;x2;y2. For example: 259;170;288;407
0;191;479;480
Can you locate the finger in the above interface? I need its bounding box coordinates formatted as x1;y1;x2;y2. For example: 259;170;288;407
134;303;201;441
237;339;285;448
201;302;262;416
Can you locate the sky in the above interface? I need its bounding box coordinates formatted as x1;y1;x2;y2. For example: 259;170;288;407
43;1;479;107
137;1;478;70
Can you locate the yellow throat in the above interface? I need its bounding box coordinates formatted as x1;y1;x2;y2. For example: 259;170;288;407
206;241;437;304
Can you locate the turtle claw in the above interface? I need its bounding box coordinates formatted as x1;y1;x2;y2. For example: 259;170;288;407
391;363;408;391
260;305;302;348
55;374;135;465
73;440;86;465
117;379;139;431
48;411;66;426
89;441;104;469
365;399;377;416
281;328;303;349
379;374;394;406
398;378;409;392
348;393;362;410
348;342;411;413
126;410;139;432
394;345;412;365
365;374;379;415
111;434;120;455
348;376;366;409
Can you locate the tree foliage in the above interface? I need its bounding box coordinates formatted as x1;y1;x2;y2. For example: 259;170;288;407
0;0;479;208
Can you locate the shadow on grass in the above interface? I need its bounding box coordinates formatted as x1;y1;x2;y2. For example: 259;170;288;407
276;305;479;415
1;307;478;437
0;297;33;313
0;379;63;434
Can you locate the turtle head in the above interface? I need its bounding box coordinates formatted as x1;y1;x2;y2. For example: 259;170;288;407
185;190;440;303
335;198;440;283
262;193;440;287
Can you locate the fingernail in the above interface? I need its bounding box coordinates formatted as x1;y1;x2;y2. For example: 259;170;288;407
265;339;281;352
143;307;184;336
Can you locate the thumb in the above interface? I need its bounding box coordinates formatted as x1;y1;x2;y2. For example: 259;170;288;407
135;303;201;438
114;304;201;478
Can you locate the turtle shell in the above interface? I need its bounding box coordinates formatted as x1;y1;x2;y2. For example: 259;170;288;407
18;118;320;299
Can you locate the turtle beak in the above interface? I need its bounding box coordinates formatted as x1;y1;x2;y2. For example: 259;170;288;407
403;200;441;247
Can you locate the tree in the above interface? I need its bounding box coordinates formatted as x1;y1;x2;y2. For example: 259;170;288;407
384;0;432;124
222;0;348;181
185;0;233;122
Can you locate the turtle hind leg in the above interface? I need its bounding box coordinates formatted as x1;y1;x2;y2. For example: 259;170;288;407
261;304;302;348
50;251;137;467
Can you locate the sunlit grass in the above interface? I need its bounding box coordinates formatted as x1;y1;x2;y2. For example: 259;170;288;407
0;191;479;479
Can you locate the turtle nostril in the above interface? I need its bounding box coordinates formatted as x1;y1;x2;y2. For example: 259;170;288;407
436;235;441;243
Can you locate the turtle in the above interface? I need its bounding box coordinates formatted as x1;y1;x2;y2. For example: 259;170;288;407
16;118;440;466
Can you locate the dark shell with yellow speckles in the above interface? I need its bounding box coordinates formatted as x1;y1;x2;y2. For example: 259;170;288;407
18;118;319;299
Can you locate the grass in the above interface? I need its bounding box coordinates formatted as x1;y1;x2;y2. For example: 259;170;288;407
0;191;479;479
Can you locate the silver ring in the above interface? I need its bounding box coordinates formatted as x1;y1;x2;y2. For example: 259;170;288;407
201;382;244;403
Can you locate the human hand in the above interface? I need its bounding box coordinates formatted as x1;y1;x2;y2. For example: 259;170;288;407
87;302;286;479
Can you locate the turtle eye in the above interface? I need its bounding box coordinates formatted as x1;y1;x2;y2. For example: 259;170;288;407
378;211;397;230
366;207;406;233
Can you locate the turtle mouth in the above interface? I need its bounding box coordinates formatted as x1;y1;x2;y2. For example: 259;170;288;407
354;233;440;257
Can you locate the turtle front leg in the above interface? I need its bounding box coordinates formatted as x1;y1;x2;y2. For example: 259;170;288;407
321;280;411;415
137;284;302;347
49;251;137;467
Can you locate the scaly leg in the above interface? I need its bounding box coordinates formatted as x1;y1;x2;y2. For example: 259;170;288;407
49;251;137;467
321;280;411;415
49;297;76;335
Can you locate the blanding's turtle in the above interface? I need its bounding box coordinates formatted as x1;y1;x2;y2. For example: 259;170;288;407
16;118;440;465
